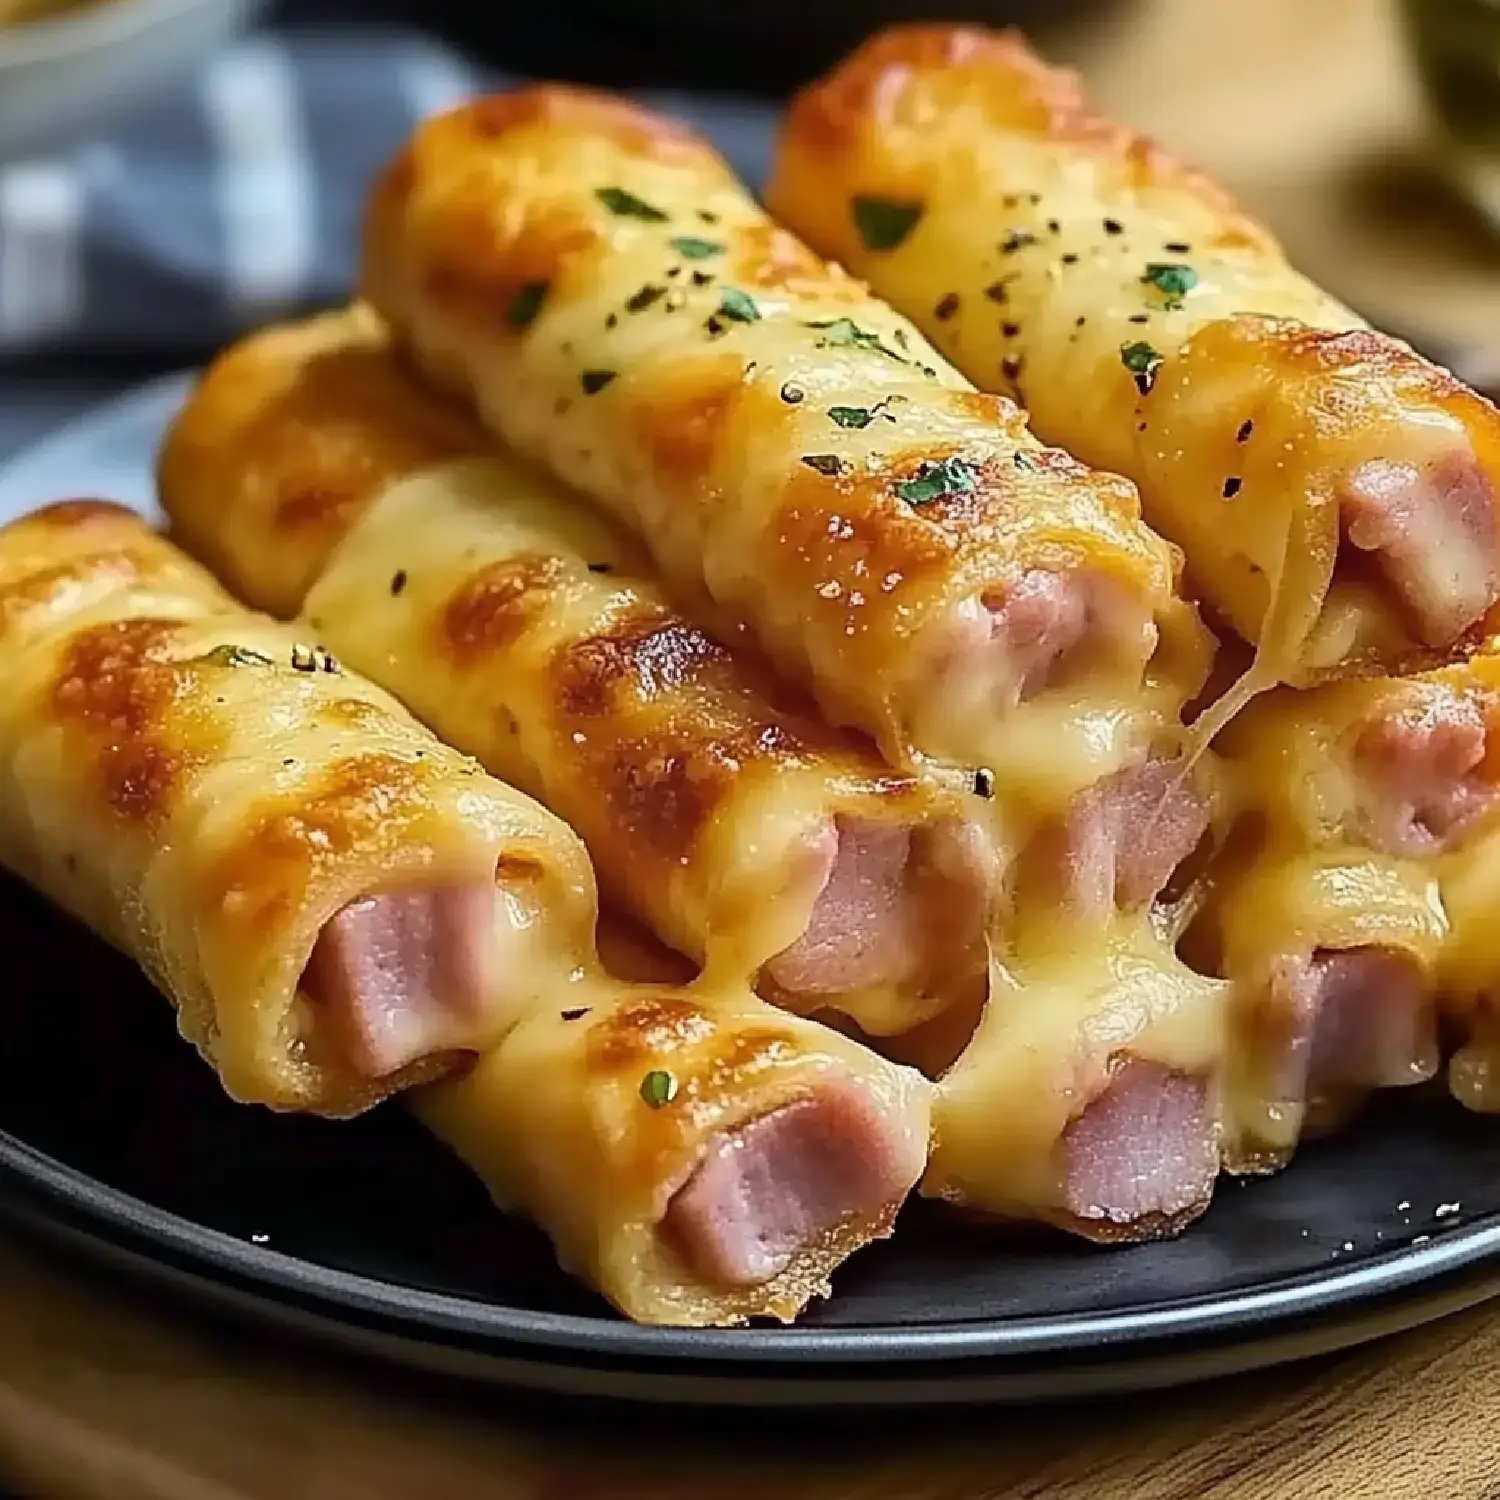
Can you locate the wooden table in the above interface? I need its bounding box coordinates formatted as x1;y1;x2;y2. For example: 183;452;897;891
8;0;1500;1494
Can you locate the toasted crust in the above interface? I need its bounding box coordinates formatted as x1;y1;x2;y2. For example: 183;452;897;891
770;24;1500;686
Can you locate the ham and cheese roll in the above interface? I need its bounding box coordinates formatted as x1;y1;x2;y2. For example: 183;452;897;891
926;921;1227;1240
1187;837;1445;1172
1208;655;1500;1131
770;26;1500;703
158;308;997;1035
415;976;933;1326
0;500;596;1115
360;87;1215;868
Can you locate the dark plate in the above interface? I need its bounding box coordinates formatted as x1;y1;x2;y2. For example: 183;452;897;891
1;378;1500;1408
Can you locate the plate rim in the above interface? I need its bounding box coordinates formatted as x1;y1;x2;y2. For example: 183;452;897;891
5;372;1500;1388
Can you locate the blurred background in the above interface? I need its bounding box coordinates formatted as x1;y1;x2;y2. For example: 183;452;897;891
4;0;1500;459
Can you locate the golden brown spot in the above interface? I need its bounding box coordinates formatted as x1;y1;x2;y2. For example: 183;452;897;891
442;553;566;665
552;610;732;719
203;753;431;943
626;354;745;483
23;498;137;533
586;992;716;1072
703;1025;800;1087
588;733;738;865
453;87;714;164
51;618;204;825
495;851;550;887
728;221;839;296
0;552;141;640
318;697;391;732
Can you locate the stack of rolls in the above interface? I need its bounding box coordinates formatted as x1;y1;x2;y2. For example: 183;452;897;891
769;21;1500;1174
6;25;1500;1327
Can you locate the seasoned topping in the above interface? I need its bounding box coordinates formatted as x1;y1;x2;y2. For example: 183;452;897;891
934;291;961;321
669;236;724;260
1237;419;1254;442
640;1068;678;1107
561;1007;591;1022
717;288;761;323
199;644;274;669
506;280;549;329
829;400;894;430
1142;262;1198;310
1103;217;1125;235
1223;477;1243;499
390;571;408;597
984;280;1012;303
596;186;667;221
852;194;924;251
1000;229;1037;254
781;382;806;405
896;456;979;506
807;317;905;364
802;453;850;477
972;767;995;799
581;369;618;395
626;284;667;313
1121;341;1164;395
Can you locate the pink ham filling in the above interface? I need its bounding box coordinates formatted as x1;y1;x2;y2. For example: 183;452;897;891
662;1083;914;1287
1059;1061;1217;1233
1340;453;1499;646
1032;754;1211;919
1263;947;1436;1113
300;881;500;1078
1350;693;1499;856
762;819;988;999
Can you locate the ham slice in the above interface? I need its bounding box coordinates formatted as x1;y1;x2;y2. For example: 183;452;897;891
762;818;990;1002
663;1081;917;1287
1340;452;1498;646
1057;1062;1217;1240
1350;692;1499;856
1263;947;1437;1118
1029;753;1210;919
301;881;500;1077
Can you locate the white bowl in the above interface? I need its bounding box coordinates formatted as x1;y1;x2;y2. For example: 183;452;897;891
0;0;266;160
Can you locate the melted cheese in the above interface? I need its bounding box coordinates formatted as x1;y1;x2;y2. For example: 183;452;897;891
0;502;598;1115
770;25;1500;689
362;91;1211;824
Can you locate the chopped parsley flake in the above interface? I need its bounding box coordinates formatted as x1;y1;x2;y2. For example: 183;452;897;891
669;236;725;260
717;287;761;323
1223;476;1243;499
506;281;548;329
802;453;849;477
829;401;894;430
984;280;1012;303
596;186;667;221
897;456;980;506
1141;262;1198;309
852;195;924;251
1120;340;1164;395
390;571;408;597
640;1069;678;1107
1000;229;1037;254
581;369;618;395
200;644;274;669
934;291;961;320
561;1007;591;1022
1103;217;1125;235
806;317;906;364
1237;419;1254;442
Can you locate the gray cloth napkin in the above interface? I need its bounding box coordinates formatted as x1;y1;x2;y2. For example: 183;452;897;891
0;24;776;359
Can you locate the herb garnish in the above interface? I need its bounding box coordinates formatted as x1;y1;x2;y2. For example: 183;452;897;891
1001;321;1021;339
669;236;724;260
390;571;408;597
581;369;618;395
1000;354;1025;385
626;284;666;313
828;399;893;430
506;280;549;329
984;280;1012;303
801;454;850;477
640;1070;678;1108
587;562;613;574
806;317;905;364
561;1007;591;1022
691;270;715;287
596;186;667;221
852;195;924;252
1222;477;1243;499
1000;229;1037;254
934;292;961;321
1236;419;1254;443
896;456;979;506
1103;217;1124;235
1141;262;1198;309
200;644;274;669
781;383;805;405
1120;341;1164;395
973;767;996;799
717;287;761;323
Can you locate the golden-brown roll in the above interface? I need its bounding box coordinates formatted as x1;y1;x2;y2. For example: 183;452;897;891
0;501;597;1114
415;975;934;1326
359;87;1214;864
158;308;997;1035
770;25;1500;703
1207;650;1500;1132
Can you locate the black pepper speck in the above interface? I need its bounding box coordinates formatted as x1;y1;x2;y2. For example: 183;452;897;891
1223;476;1243;498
